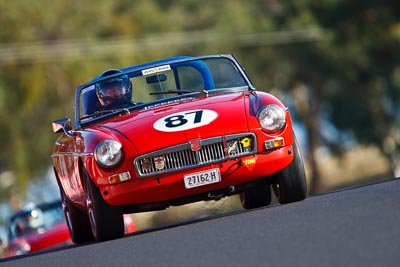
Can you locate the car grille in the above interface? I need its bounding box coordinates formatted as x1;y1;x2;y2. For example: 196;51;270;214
134;133;257;177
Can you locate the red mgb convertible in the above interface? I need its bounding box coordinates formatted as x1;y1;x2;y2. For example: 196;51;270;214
51;54;307;243
4;201;71;257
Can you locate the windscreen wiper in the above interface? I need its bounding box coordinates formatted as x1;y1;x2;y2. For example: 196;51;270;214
79;108;131;120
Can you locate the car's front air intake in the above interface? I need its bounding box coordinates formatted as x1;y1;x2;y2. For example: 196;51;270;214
134;133;257;177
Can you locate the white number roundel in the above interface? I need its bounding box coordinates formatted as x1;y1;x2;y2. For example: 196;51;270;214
153;109;218;132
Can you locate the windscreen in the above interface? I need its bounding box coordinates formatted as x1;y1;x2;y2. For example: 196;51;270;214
78;57;248;121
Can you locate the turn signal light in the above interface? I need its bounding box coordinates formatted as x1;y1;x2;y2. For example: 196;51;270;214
264;137;285;150
108;172;131;184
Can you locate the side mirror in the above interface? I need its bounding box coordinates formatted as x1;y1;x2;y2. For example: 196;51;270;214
52;118;73;136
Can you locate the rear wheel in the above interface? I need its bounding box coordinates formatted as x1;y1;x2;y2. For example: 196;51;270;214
272;134;307;204
240;179;272;209
82;168;124;241
59;184;94;244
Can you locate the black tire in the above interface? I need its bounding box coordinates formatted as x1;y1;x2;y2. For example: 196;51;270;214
240;179;272;209
82;168;124;241
272;134;307;204
59;184;94;244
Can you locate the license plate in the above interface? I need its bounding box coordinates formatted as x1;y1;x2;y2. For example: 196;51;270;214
184;168;221;189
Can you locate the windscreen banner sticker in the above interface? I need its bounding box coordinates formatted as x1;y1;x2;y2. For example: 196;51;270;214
142;65;171;76
153;109;218;132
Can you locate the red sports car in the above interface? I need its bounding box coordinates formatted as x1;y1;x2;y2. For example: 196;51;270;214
3;200;136;256
51;54;307;243
4;201;70;257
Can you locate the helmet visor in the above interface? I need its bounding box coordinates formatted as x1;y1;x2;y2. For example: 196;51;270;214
97;77;131;97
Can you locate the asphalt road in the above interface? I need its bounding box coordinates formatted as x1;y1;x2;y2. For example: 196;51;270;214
2;178;399;267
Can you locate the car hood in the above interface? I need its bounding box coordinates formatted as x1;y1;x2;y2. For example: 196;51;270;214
95;92;250;154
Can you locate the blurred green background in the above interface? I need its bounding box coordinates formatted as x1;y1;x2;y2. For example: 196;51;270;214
0;0;399;237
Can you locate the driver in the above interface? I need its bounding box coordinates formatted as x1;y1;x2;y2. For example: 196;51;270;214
15;208;43;235
95;69;134;109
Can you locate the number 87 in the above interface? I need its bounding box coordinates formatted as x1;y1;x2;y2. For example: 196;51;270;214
164;110;203;128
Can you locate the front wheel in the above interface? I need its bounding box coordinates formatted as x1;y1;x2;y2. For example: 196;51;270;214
240;179;272;209
59;184;94;244
272;134;307;204
82;168;124;241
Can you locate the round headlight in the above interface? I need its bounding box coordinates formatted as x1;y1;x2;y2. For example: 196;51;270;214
257;104;286;132
14;243;31;255
95;140;123;168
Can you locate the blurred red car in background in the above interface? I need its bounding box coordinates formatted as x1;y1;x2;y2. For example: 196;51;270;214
4;200;136;257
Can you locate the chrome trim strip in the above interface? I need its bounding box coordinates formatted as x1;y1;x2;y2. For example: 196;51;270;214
51;152;94;157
